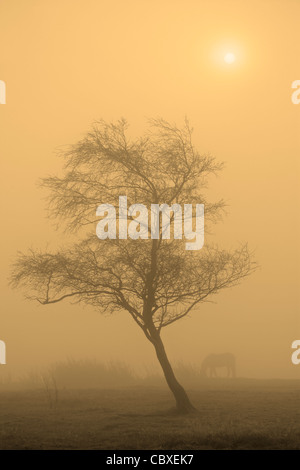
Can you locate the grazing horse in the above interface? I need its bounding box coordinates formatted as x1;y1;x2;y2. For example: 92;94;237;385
200;353;236;378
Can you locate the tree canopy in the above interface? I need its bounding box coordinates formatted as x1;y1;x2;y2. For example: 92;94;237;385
10;118;256;413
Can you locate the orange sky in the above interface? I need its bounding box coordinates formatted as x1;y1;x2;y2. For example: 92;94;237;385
0;0;300;379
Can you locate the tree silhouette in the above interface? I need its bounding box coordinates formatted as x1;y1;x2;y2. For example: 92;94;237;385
10;118;256;413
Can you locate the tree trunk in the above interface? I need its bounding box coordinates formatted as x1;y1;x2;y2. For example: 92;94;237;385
149;328;196;414
144;240;195;413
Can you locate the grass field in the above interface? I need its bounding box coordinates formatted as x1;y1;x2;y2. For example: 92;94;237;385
0;379;300;450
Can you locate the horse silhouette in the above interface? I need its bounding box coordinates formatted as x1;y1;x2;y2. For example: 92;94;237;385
200;353;236;378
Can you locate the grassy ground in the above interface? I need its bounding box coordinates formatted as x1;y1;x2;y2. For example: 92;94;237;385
0;379;300;450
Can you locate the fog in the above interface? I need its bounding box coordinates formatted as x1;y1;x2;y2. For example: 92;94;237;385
0;0;299;381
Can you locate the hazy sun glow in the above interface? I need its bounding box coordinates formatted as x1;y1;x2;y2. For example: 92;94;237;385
224;52;236;64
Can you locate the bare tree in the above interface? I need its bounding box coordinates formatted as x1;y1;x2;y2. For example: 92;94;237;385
10;118;256;413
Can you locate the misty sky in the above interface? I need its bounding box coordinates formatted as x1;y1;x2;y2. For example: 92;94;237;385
0;0;300;379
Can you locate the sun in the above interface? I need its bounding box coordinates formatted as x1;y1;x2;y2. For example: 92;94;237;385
224;52;236;64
